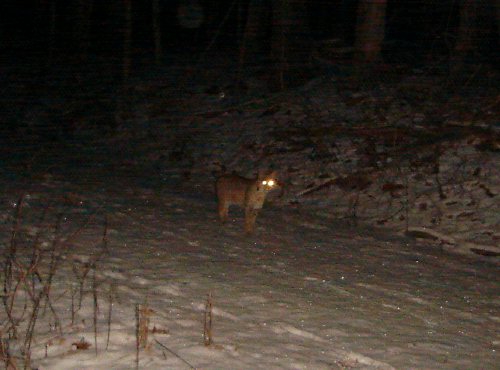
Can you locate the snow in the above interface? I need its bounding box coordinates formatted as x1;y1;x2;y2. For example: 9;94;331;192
1;59;498;369
1;173;498;369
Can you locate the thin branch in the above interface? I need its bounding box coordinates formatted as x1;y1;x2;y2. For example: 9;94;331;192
92;264;98;356
154;339;196;369
105;283;114;351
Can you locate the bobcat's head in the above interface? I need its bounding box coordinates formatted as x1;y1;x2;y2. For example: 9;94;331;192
257;170;278;192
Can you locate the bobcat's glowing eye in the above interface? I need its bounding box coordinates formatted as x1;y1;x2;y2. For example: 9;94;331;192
267;180;275;187
262;181;267;185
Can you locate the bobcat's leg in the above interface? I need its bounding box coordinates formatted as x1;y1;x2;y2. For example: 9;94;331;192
218;201;229;223
244;207;259;234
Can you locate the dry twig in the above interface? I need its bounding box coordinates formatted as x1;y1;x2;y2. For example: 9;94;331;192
203;293;213;346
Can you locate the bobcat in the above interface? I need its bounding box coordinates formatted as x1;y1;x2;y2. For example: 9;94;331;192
215;170;278;234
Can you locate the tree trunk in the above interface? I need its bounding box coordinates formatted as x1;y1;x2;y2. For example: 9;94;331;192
152;0;162;65
451;0;480;72
455;0;477;56
354;0;387;64
123;0;132;81
48;0;56;62
240;0;269;68
75;0;93;60
497;0;500;44
270;0;287;90
270;0;311;90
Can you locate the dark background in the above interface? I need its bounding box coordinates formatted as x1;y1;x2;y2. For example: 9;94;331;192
1;0;498;63
0;1;498;153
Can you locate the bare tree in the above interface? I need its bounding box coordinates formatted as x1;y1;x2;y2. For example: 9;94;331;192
75;0;94;60
451;0;494;73
240;0;269;69
497;0;500;41
354;0;387;64
34;0;57;67
48;0;56;62
270;0;311;90
123;0;132;81
152;0;162;65
455;0;478;58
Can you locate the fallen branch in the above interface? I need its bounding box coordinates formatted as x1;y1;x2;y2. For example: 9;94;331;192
405;227;500;257
296;179;335;197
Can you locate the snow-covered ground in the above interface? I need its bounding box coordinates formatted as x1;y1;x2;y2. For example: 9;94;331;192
1;171;498;369
1;57;498;369
111;71;500;257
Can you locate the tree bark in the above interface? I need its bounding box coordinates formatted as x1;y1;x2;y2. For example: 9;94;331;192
497;0;500;44
451;0;482;72
270;0;311;90
48;0;56;62
123;0;132;81
354;0;387;64
455;0;477;56
240;0;269;67
152;0;162;65
270;0;287;90
75;0;93;59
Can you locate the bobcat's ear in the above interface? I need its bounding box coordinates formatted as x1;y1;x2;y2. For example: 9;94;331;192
257;169;277;179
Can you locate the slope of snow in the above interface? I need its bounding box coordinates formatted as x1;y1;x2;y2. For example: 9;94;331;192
1;173;498;369
112;73;499;257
